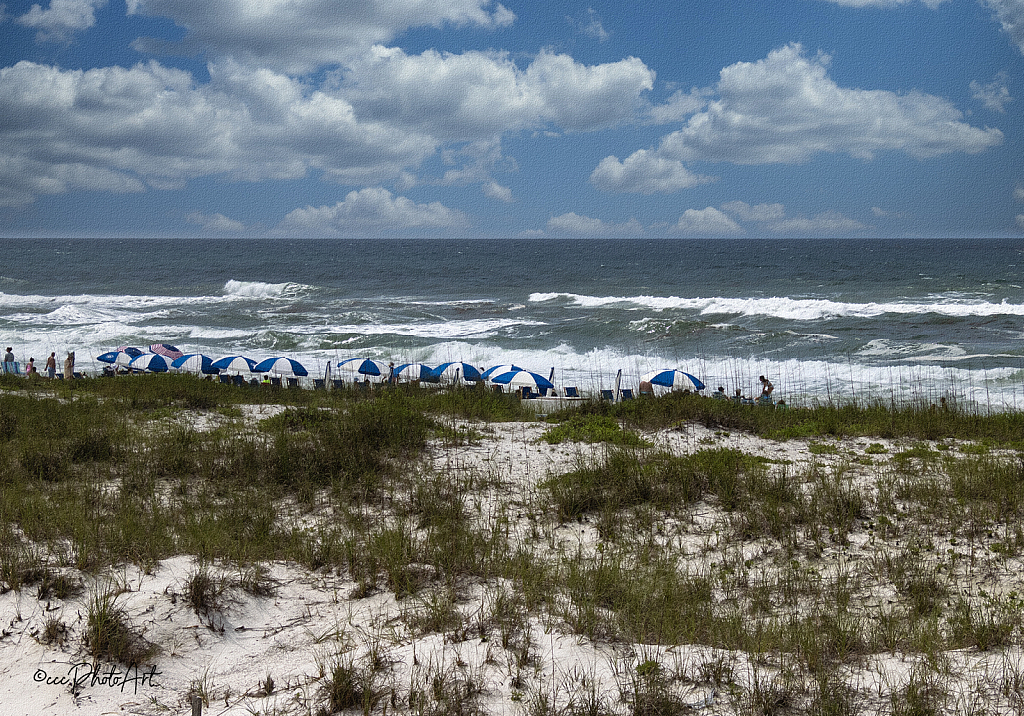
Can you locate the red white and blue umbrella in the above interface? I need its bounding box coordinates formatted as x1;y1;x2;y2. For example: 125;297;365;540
171;354;218;375
640;369;705;391
429;362;482;383
253;357;308;377
489;369;554;391
393;363;433;382
481;364;523;380
212;355;258;373
129;353;173;373
149;343;184;360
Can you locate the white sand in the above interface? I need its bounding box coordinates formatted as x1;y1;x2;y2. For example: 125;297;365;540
0;415;1020;715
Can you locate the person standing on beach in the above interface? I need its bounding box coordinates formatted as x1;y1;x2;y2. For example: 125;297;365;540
25;358;36;377
45;352;56;379
63;351;75;380
759;375;774;401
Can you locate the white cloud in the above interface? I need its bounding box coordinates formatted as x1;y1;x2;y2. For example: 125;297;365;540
649;88;709;124
594;44;1002;193
971;73;1012;112
0;60;436;205
674;207;742;235
186;211;246;234
983;0;1024;54
767;211;868;235
569;8;609;41
128;0;514;75
17;0;107;40
277;187;467;235
590;149;713;194
345;47;653;138
482;181;513;202
721;200;785;222
545;212;643;237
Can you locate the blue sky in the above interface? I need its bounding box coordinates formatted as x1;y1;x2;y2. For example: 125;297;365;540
2;0;1023;238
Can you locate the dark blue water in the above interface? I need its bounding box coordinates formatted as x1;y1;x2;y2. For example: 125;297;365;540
2;238;1023;407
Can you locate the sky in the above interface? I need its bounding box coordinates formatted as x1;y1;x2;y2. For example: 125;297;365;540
1;0;1023;239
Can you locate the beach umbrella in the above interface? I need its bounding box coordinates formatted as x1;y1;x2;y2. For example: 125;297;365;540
129;353;172;373
430;362;482;383
116;346;145;358
640;369;705;392
149;343;184;360
481;364;523;380
97;350;137;367
253;357;308;377
393;363;433;382
489;369;554;391
171;353;218;375
212;355;258;373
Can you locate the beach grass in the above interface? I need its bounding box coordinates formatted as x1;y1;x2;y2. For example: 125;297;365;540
3;373;1024;713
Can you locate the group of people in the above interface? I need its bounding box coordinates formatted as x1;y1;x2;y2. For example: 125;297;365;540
711;375;778;405
2;347;75;380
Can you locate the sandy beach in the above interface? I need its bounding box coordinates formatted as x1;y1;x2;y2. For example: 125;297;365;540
2;395;1023;716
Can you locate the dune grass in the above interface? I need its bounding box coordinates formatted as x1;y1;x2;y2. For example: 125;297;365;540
3;373;1024;713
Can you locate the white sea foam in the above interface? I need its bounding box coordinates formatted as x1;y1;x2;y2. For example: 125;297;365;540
223;280;313;299
530;292;1024;320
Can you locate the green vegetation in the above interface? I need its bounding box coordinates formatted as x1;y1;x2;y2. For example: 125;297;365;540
3;373;1024;713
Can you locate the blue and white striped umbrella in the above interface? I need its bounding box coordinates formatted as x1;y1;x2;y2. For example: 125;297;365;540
129;353;173;373
171;353;218;375
489;369;554;391
393;363;432;382
430;362;482;383
212;355;258;373
481;364;523;380
253;357;308;377
640;369;705;391
98;347;143;365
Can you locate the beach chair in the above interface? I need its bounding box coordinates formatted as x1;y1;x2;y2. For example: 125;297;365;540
313;379;326;390
269;376;282;388
219;374;232;385
620;389;634;401
601;389;614;401
232;374;247;387
564;386;579;398
331;379;344;390
520;386;532;399
287;377;299;388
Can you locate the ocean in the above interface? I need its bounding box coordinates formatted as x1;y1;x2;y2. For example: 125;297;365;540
2;238;1023;409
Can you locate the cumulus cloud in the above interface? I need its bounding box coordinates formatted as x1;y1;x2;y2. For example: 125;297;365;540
277;187;467;236
590;150;713;193
674;207;742;235
0;60;439;206
127;0;514;75
17;0;107;40
186;211;246;234
983;0;1024;54
971;72;1012;112
594;44;1002;193
545;212;643;237
721;200;786;222
345;47;653;139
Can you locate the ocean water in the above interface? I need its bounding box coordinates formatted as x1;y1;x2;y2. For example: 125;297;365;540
2;238;1023;409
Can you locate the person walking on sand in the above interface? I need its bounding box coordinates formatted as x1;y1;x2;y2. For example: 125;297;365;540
45;352;56;379
63;351;75;380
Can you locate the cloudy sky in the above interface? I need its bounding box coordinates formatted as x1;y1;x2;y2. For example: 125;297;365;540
2;0;1023;238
